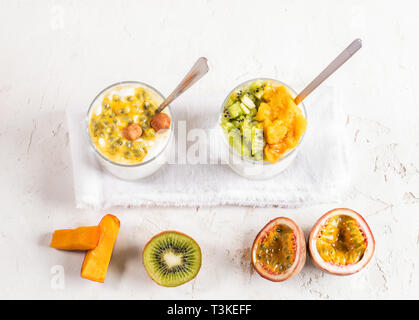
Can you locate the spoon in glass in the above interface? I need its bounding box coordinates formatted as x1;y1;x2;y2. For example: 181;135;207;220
294;39;362;105
125;57;209;139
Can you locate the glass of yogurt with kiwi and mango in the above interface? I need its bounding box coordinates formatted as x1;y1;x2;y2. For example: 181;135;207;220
220;78;307;179
87;81;173;180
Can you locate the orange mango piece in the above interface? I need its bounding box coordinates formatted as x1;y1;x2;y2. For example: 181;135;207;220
50;226;100;250
81;214;120;283
265;119;287;145
255;83;307;163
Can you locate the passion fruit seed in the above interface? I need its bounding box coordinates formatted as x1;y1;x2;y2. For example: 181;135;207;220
252;217;306;282
89;87;163;164
316;215;367;266
255;224;296;274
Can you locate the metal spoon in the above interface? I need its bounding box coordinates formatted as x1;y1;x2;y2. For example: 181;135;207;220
294;39;362;105
155;57;209;114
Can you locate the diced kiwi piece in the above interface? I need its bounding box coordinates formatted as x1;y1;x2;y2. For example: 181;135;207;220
220;120;234;132
249;80;264;90
220;80;268;161
230;114;245;128
242;121;252;144
143;231;202;287
230;91;239;101
228;128;243;153
249;80;265;99
224;95;236;108
249;107;257;117
251;127;264;160
240;103;250;114
241;94;256;109
255;91;263;100
241;123;253;157
242;142;252;158
225;102;243;119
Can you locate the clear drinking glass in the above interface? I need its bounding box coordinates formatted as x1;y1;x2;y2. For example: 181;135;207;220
86;81;174;180
219;78;307;180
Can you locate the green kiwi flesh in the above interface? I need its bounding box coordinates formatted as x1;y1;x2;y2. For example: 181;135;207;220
143;231;202;287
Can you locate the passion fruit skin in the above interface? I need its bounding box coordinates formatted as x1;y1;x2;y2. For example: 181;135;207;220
251;217;306;282
308;208;375;276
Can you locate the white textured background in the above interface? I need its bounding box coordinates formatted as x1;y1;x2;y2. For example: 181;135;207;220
0;0;418;299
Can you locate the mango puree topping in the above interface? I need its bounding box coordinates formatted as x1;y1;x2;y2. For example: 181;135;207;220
254;84;307;163
89;87;160;164
316;215;367;265
255;224;296;274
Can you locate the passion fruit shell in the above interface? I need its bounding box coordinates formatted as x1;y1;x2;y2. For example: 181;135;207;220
251;217;306;282
309;208;375;275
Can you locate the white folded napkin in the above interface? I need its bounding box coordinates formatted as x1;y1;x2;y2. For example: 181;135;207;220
66;86;349;209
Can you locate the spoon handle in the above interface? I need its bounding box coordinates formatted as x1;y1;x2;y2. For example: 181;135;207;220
294;39;362;105
156;57;209;113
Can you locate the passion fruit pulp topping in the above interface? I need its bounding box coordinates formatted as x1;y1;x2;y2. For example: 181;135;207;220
316;215;367;265
255;224;296;274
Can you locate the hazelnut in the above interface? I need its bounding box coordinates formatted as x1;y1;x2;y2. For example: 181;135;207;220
123;123;142;140
151;113;171;132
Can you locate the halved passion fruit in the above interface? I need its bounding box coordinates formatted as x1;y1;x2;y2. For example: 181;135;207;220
309;208;375;275
251;217;306;282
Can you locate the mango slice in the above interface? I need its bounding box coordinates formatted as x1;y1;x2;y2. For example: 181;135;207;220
255;84;307;163
81;214;120;283
50;226;100;251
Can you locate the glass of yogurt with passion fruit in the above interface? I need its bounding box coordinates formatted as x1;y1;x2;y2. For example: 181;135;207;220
220;78;307;179
87;81;173;180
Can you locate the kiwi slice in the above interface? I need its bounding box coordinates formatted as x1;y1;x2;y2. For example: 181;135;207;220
142;231;202;287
